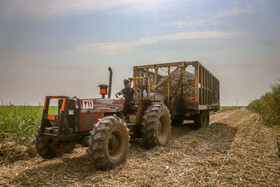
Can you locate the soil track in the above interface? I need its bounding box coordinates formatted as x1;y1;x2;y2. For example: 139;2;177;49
1;108;279;186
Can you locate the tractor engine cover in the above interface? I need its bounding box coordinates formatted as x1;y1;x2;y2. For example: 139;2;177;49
79;98;124;132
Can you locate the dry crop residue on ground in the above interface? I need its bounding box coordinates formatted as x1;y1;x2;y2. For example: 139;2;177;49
0;108;279;186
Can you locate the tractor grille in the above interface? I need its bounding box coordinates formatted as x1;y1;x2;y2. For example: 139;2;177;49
81;115;95;131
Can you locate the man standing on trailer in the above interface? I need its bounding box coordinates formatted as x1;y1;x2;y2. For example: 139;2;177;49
116;79;136;115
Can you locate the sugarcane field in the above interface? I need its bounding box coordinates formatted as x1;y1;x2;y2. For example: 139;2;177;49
1;107;280;186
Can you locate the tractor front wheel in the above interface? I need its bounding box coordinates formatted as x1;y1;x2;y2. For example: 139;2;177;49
35;128;75;159
35;132;56;159
87;116;130;170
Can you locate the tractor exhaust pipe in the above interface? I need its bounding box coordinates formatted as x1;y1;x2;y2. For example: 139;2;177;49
108;67;113;98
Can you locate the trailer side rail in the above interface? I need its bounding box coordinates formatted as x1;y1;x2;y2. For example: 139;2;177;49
133;61;219;111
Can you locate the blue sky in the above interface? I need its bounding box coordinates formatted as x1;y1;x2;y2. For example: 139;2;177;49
0;0;280;106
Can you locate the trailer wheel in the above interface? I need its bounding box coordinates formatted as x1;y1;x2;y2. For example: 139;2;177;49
192;110;209;129
87;116;130;171
141;103;171;149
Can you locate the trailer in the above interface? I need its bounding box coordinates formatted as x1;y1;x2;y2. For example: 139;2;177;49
132;61;220;128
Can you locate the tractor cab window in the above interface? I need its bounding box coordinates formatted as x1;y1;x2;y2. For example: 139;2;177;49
48;99;60;116
46;98;76;116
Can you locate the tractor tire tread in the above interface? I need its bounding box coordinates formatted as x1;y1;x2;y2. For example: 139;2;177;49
141;103;171;149
87;116;130;171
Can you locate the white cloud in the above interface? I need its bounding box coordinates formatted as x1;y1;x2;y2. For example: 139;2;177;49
164;18;219;29
216;7;252;17
76;31;236;55
77;42;129;55
167;6;252;29
169;19;211;29
0;0;174;19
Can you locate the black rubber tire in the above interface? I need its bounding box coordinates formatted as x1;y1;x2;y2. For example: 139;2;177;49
63;142;75;153
35;132;56;159
206;111;210;127
192;110;210;129
82;136;91;147
50;140;75;155
87;116;130;171
141;103;171;149
172;115;185;126
35;128;75;159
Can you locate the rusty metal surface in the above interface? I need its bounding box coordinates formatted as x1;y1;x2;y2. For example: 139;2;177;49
78;98;125;132
80;115;95;131
80;98;124;113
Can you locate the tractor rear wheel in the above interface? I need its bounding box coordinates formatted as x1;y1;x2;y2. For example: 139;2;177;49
141;103;171;149
87;116;130;171
172;115;185;125
192;110;210;129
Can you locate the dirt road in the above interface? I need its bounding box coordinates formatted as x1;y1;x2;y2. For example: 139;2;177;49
1;108;279;186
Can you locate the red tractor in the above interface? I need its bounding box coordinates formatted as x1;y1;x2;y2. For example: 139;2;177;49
35;67;171;170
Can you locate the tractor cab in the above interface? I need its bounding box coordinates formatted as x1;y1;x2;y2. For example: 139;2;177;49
35;96;81;158
40;96;79;136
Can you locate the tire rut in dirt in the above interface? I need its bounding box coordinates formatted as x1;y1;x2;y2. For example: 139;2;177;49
87;116;130;171
141;103;171;149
